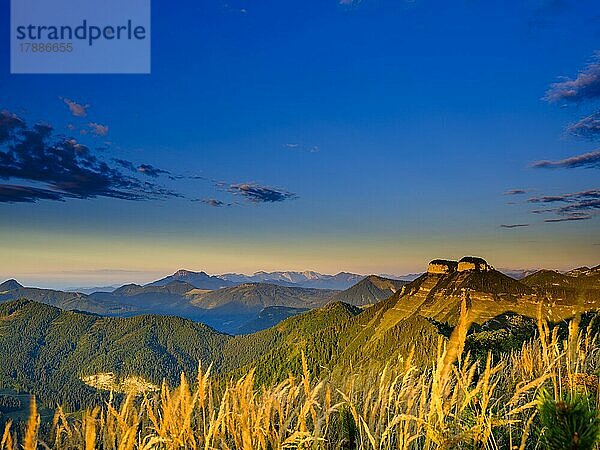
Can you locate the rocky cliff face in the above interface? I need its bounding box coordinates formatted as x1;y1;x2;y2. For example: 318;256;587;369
427;260;458;274
457;256;492;272
427;257;492;274
373;257;593;334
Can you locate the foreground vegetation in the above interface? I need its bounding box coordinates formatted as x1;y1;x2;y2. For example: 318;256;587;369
2;305;599;449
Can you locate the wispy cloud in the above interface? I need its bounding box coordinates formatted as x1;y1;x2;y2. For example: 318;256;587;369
500;223;530;228
503;189;528;195
544;52;600;103
556;199;600;214
87;122;109;137
544;215;591;223
113;159;171;178
529;189;599;223
528;189;600;204
196;198;228;207
61;97;89;117
227;183;297;203
566;111;600;140
283;143;320;153
531;150;600;169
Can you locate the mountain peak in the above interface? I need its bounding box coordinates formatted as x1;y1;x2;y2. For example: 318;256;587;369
173;269;207;277
0;279;23;291
565;266;599;277
328;275;408;306
427;259;458;274
427;257;492;275
147;270;233;290
220;271;363;290
364;274;383;282
458;256;492;272
111;283;142;295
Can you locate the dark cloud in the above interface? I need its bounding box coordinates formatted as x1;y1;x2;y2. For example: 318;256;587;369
0;184;70;203
504;189;528;195
227;183;297;203
557;198;600;213
0;110;25;143
61;97;89;117
0;111;178;203
197;198;226;207
1;110;292;207
531;150;600;169
113;158;137;171
137;164;170;178
170;174;209;181
544;53;600;103
500;223;530;228
528;189;600;204
544;215;591;223
528;189;600;223
566;111;600;140
113;160;170;178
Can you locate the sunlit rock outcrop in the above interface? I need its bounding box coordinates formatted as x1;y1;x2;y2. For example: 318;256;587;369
427;257;492;274
458;256;492;272
427;259;458;274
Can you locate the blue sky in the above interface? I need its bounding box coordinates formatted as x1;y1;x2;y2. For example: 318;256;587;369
0;0;599;288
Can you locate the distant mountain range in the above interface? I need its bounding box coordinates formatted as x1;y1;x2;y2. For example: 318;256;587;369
146;269;365;290
185;283;338;332
497;268;541;280
0;274;404;334
0;279;133;315
187;283;336;310
1;262;598;336
147;270;234;290
1;257;597;410
218;271;364;289
64;284;121;294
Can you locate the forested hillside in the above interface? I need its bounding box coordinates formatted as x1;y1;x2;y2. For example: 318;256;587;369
0;300;228;408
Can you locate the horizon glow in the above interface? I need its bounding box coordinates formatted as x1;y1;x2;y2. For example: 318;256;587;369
1;0;599;288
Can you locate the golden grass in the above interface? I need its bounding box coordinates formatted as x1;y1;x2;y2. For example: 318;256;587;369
1;315;599;449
